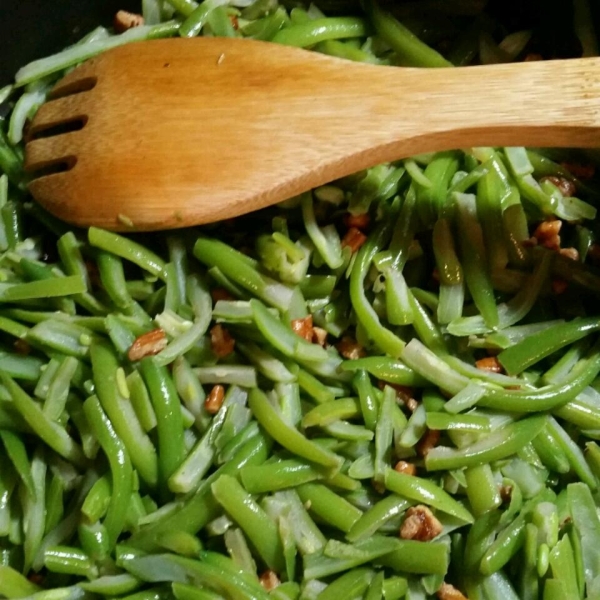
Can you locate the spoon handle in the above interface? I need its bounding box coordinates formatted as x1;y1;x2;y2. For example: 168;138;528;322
295;55;600;165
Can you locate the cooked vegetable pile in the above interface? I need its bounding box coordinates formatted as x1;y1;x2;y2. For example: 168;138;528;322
1;1;600;599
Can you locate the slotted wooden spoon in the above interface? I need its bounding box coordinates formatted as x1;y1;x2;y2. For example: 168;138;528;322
25;37;600;231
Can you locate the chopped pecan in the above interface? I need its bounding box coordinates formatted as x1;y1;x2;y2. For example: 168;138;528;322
400;505;443;541
128;329;167;361
380;382;418;412
475;356;504;373
417;429;440;457
229;14;239;30
559;247;579;261
432;267;440;283
343;212;370;230
312;326;328;347
210;324;235;358
211;287;233;303
394;460;417;476
436;582;468;600
523;53;543;62
560;162;595;180
337;336;366;360
85;260;102;289
533;219;561;251
341;227;368;253
114;10;144;33
552;278;568;295
499;483;513;503
291;315;314;342
205;385;225;415
540;176;576;197
259;570;280;591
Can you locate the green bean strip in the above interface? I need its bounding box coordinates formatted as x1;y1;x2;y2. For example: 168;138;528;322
346;494;410;543
1;376;85;466
272;17;367;47
454;192;498;329
377;539;450;575
350;222;405;358
0;429;34;495
0;565;41;597
139;358;186;490
498;316;600;376
91;342;158;486
297;482;362;533
426;415;547;471
318;568;374;600
384;468;473;522
364;0;452;68
342;357;428;386
211;474;284;572
83;395;133;549
194;237;294;312
89;227;167;281
249;387;342;469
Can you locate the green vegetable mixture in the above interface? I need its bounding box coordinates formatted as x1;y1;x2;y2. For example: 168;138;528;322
1;1;600;599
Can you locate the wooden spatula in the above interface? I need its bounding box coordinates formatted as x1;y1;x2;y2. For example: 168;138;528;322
25;37;600;231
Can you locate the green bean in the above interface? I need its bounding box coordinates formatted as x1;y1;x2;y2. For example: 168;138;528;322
22;447;47;572
454;192;498;329
81;475;111;523
92;342;158;486
546;416;597;489
130;434;270;551
139;357;185;490
364;0;452;67
89;227;166;281
172;582;222;600
297;482;362;533
350;221;405;358
211;474;284;572
272;17;368;47
0;565;41;597
44;545;97;578
318;567;374;600
0;429;34;495
465;464;502;517
79;573;140;595
384;468;473;523
2;376;85;466
426;412;491;433
303;536;400;579
498;317;600;376
194;237;294;312
346;494;410;543
83;395;133;549
377;539;450;575
427;416;546;472
249;387;342;469
531;424;570;474
343;356;427;386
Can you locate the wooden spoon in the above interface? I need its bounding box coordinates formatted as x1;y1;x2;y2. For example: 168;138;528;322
25;37;600;231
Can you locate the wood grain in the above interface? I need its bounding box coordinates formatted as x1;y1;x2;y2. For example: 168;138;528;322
25;37;600;231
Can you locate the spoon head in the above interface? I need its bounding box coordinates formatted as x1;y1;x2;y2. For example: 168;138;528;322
25;37;374;231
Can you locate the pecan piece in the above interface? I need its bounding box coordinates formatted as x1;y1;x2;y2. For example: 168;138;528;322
533;219;561;251
343;212;370;230
540;175;576;197
560;162;595;180
337;336;366;360
291;315;314;342
559;247;579;261
341;227;368;253
128;329;167;361
210;324;235;358
417;429;440;457
394;460;417;476
114;10;144;33
436;582;468;600
205;385;225;415
259;570;280;591
475;356;504;374
400;505;443;541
